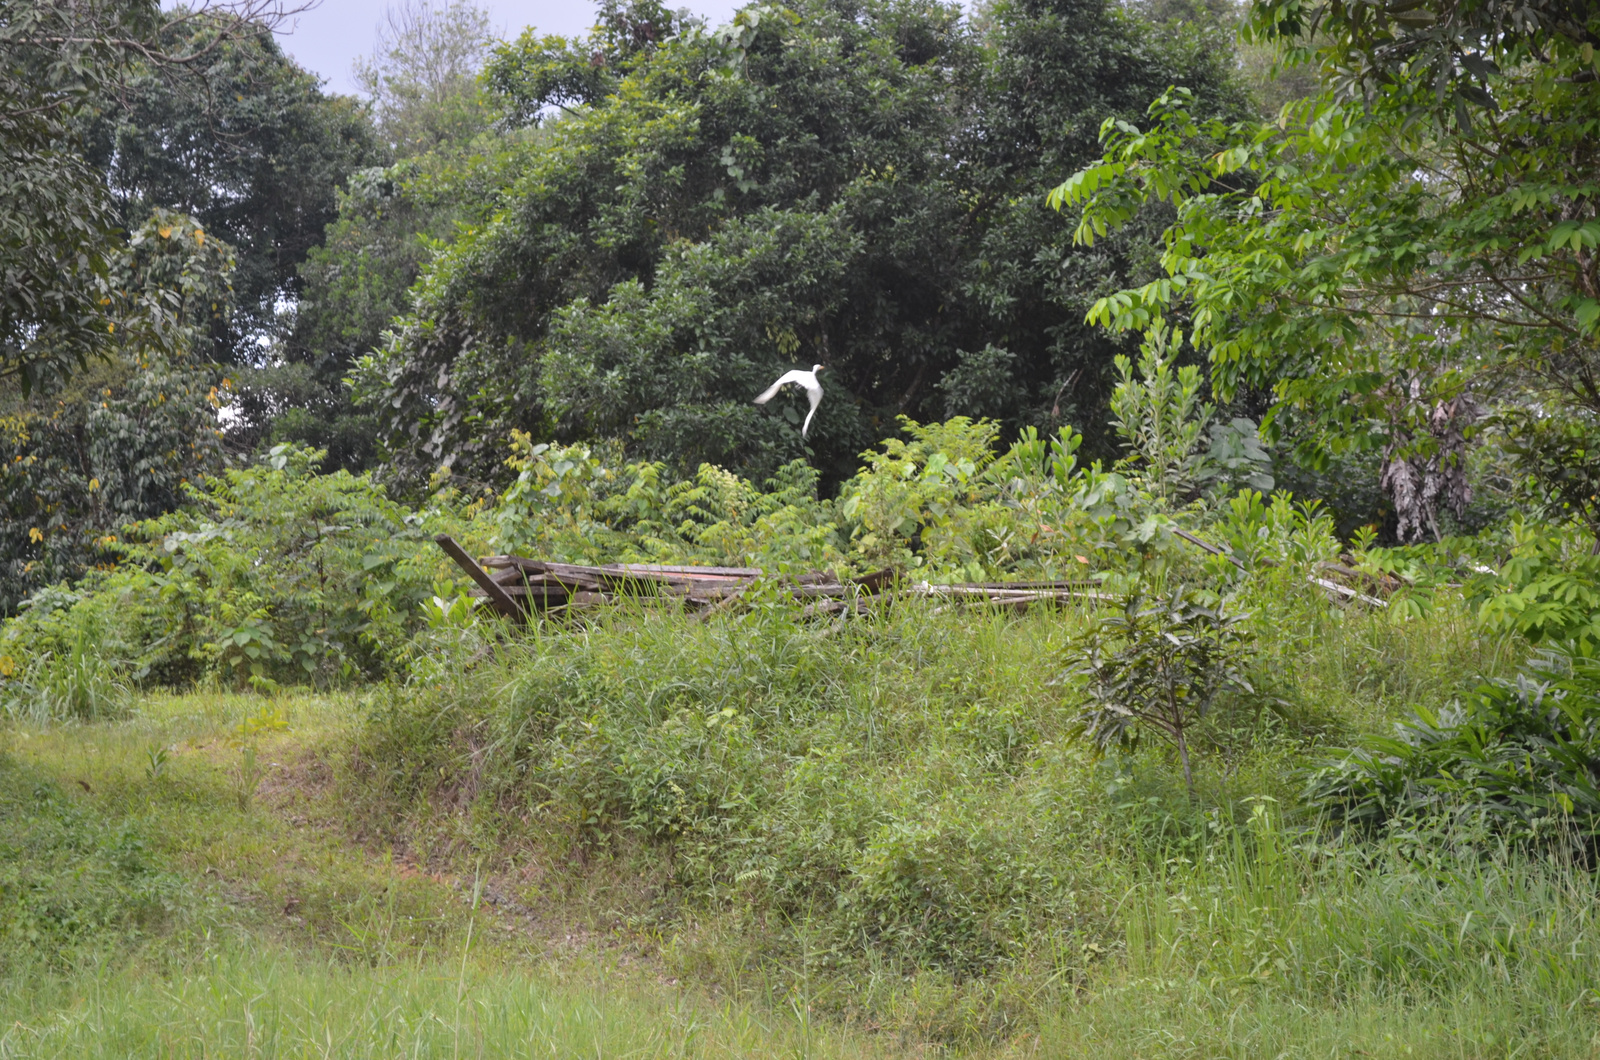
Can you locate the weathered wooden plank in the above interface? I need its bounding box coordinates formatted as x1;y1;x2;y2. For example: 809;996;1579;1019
448;545;1142;622
1308;575;1388;609
613;563;764;578
435;535;523;620
468;585;570;599
1314;561;1401;594
546;591;610;613
479;555;550;572
915;583;1115;605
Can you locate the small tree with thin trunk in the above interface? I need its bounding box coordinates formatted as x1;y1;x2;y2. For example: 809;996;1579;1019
1064;589;1253;797
353;0;495;156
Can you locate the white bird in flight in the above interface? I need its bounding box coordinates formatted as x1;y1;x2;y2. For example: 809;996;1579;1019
754;363;827;439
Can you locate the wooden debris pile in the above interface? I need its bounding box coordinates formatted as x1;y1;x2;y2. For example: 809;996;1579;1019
434;535;1100;620
436;525;1402;622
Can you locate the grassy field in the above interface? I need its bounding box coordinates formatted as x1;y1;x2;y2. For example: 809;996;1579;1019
3;589;1597;1057
0;694;893;1059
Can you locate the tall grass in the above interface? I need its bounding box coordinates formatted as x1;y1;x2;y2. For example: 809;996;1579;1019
1038;812;1600;1057
0;693;894;1060
345;580;1516;1040
1126;806;1598;998
3;570;1563;1053
1;621;129;723
0;944;890;1060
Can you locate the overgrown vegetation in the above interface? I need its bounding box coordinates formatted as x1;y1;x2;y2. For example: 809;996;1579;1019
339;581;1591;1043
1307;645;1600;842
6;0;1600;1053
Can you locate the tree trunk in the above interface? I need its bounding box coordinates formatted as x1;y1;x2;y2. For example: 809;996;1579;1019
1175;724;1195;798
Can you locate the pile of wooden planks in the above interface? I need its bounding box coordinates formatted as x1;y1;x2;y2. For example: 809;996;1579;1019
434;536;1098;620
435;529;1401;622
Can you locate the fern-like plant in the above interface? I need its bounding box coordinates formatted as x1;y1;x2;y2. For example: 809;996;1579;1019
1305;647;1600;845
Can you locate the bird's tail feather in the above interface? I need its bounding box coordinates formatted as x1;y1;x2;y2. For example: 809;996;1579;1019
753;381;784;404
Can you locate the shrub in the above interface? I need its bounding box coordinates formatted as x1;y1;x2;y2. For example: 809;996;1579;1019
1063;589;1255;796
1106;320;1213;506
1304;645;1600;845
1;444;477;691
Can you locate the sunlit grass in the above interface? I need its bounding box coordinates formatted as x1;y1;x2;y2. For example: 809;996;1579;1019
0;944;890;1060
0;586;1584;1056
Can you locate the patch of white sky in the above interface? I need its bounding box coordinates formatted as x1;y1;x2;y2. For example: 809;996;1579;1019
268;1;747;96
164;0;987;109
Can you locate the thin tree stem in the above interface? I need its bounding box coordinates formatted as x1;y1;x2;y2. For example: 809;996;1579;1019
1176;724;1195;799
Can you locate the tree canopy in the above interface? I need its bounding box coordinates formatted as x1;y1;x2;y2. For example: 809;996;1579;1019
1;0;326;392
1;1;381;608
78;12;382;367
354;0;498;157
1053;0;1600;540
351;0;1248;487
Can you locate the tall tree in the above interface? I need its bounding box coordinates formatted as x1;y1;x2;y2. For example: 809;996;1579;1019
351;0;1247;488
79;11;383;370
354;0;497;157
0;210;236;612
268;0;507;471
1;0;305;393
1054;0;1600;539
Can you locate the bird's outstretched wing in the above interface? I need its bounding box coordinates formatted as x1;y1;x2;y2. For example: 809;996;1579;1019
753;369;807;405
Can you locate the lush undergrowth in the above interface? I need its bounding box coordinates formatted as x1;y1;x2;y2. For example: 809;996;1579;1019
3;411;1597;1054
0;694;894;1060
338;577;1596;1048
2;588;1597;1055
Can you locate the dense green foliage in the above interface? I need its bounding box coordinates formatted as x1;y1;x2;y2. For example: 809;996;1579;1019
271;150;516;471
1054;1;1600;541
1;0;165;392
78;14;381;370
353;0;1247;485
0;210;234;612
1;1;366;395
1;445;475;707
0;3;395;609
265;9;517;472
1064;589;1254;794
1307;646;1600;842
0;376;1280;704
8;0;1600;1052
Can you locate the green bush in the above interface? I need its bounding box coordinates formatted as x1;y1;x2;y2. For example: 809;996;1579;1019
482;411;1245;585
1063;588;1255;796
1;444;477;693
1305;645;1600;844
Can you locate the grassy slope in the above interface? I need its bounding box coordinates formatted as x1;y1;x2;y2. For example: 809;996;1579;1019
2;585;1596;1058
0;695;892;1060
338;582;1599;1055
